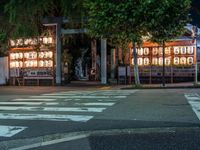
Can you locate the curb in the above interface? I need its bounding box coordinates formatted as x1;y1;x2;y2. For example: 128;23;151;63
121;85;200;89
1;127;200;150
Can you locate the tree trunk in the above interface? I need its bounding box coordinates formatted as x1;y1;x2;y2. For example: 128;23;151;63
133;41;140;86
162;41;165;87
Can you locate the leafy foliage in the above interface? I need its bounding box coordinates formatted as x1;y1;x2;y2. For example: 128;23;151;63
144;0;191;43
84;0;146;42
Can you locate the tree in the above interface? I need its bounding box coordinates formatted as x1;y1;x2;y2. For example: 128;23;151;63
85;0;191;86
84;0;149;86
3;0;85;37
144;0;191;86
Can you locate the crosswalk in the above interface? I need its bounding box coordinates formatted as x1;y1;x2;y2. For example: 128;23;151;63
184;93;200;120
0;89;137;137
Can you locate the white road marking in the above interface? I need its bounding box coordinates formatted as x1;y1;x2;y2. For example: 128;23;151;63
75;102;115;106
30;96;74;99
0;106;106;112
12;99;56;101
185;93;200;120
0;113;93;122
0;125;27;137
39;95;127;99
0;102;59;105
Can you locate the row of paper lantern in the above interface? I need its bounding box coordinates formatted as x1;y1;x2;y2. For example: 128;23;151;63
132;57;194;66
10;51;53;60
135;46;194;56
10;60;53;68
10;37;53;47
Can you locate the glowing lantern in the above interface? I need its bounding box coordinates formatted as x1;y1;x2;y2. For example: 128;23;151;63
174;47;179;54
152;47;158;55
10;40;15;47
187;47;193;54
165;57;171;66
152;58;158;65
143;48;149;55
181;47;186;54
158;47;163;55
138;58;143;66
187;57;193;65
180;57;187;65
174;57;179;65
165;47;171;55
144;58;149;65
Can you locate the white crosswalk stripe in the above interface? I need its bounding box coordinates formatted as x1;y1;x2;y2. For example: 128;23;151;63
0;106;106;112
0;102;59;105
12;98;56;101
0;90;137;137
0;113;93;122
184;93;200;120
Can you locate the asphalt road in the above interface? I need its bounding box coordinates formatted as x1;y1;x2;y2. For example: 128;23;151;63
0;87;200;149
29;127;200;150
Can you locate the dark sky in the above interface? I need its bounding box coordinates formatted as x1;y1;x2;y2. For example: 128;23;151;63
190;0;200;27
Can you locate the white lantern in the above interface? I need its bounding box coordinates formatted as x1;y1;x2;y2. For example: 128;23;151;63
159;57;163;66
48;51;53;58
152;47;158;55
34;61;37;67
143;48;149;55
180;57;187;65
187;57;193;65
187;47;194;54
43;37;48;44
47;37;53;44
152;58;158;65
165;47;171;55
137;48;143;56
10;40;15;47
138;58;143;66
174;47;179;54
174;57;179;65
144;58;149;65
158;47;163;55
181;47;186;54
165;57;171;66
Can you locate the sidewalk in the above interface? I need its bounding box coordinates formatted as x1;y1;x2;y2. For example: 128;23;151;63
0;81;199;95
68;80;200;89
